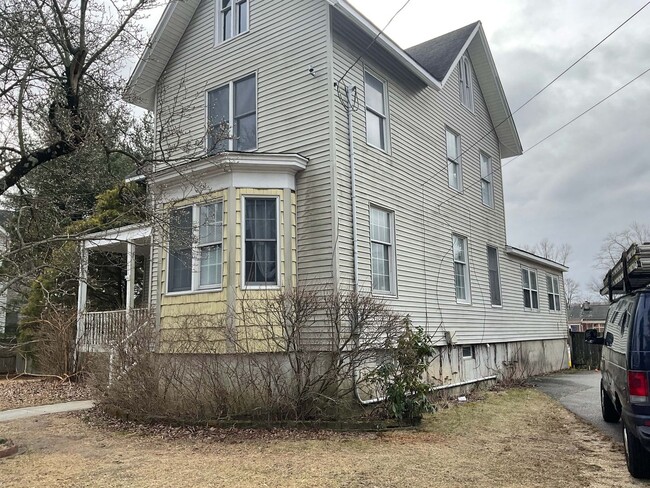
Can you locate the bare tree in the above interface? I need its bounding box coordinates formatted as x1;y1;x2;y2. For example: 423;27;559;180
0;0;163;196
522;238;572;265
564;277;582;308
594;221;650;272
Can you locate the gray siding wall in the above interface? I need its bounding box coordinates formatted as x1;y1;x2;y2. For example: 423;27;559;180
154;0;335;291
332;16;568;345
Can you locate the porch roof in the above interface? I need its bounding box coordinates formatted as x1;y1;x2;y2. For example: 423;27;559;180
82;223;151;254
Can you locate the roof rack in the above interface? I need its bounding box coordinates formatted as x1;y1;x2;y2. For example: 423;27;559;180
600;243;650;301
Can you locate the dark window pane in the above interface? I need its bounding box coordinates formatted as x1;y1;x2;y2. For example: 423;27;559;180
245;198;277;285
234;75;255;117
523;290;531;309
168;207;193;293
207;86;230;154
234;113;256;151
238;0;249;33
223;8;232;40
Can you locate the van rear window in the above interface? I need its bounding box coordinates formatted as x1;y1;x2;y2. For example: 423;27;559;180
632;293;650;352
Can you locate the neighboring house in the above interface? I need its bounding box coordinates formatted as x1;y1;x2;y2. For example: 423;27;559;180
568;301;609;333
76;0;569;389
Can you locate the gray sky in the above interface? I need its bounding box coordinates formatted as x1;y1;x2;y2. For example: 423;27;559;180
141;0;650;299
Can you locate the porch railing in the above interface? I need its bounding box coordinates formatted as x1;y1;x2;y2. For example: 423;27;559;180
80;308;150;349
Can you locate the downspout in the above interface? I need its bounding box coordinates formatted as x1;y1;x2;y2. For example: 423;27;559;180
344;83;376;405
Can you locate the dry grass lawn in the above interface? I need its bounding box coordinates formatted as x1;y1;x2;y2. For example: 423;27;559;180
0;388;644;487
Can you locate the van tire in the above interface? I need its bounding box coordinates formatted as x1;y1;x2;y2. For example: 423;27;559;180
601;384;620;423
624;424;650;479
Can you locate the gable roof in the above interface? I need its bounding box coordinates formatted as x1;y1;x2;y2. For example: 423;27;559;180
568;303;609;323
406;22;479;83
126;0;522;157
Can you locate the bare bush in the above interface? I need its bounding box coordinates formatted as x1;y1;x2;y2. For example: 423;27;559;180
29;305;78;378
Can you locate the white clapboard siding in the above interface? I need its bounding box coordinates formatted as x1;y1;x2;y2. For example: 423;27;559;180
331;13;568;345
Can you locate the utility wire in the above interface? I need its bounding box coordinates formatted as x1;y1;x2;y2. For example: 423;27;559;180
436;65;650;211
336;0;414;87
420;0;650;188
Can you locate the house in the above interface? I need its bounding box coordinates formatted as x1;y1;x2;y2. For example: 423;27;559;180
76;0;570;390
568;301;609;333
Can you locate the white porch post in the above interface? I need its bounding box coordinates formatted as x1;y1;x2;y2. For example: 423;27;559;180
76;244;89;345
126;241;136;314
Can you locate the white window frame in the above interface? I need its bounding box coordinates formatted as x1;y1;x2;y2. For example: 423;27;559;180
521;267;539;311
462;345;475;359
369;205;397;296
458;54;474;112
216;0;250;45
480;152;494;208
241;195;281;290
206;73;257;154
452;234;471;304
486;246;502;307
167;201;225;295
547;274;561;312
364;69;389;152
446;128;462;191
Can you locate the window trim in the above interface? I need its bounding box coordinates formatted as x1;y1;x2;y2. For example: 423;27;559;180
458;54;474;112
479;151;494;208
521;266;539;311
205;72;258;154
547;274;561;312
486;245;502;308
369;204;397;297
363;68;390;153
166;201;225;295
445;127;463;192
241;195;281;290
215;0;250;46
452;234;471;304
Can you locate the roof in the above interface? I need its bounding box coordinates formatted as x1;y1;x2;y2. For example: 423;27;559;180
406;22;479;82
568;303;609;323
505;246;569;273
126;0;522;157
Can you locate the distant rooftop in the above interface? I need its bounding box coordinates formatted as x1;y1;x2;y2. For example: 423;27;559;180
568;302;609;323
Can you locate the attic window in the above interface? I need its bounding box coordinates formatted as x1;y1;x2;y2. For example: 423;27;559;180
217;0;249;44
458;55;474;112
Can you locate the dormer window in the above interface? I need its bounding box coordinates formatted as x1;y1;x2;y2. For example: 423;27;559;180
458;55;474;112
217;0;249;44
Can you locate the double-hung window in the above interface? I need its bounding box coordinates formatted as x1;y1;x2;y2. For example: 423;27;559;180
217;0;249;44
521;268;539;310
458;55;474;111
446;129;462;191
370;206;396;294
547;275;561;311
452;235;470;303
480;152;494;207
244;197;278;287
487;246;502;306
207;74;257;154
168;202;224;293
364;71;388;151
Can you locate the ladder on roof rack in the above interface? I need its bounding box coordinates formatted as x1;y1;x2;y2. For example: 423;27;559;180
601;243;650;301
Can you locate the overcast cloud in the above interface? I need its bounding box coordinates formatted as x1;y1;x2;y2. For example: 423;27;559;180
141;0;650;299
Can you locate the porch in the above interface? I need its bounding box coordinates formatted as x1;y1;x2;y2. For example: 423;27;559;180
76;224;153;352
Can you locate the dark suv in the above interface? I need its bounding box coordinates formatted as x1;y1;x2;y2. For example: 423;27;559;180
586;289;650;478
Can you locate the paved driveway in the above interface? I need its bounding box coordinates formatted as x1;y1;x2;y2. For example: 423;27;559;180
533;370;622;442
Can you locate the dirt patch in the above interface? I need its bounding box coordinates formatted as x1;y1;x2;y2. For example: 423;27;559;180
0;388;643;487
0;378;92;411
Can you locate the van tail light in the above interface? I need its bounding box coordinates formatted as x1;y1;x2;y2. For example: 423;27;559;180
628;371;649;403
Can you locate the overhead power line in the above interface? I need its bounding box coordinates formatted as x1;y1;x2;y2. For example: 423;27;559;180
421;0;650;188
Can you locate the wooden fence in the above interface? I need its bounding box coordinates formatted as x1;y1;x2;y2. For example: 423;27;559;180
570;331;602;370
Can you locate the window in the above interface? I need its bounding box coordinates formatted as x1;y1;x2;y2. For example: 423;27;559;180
452;235;470;303
547;275;561;312
207;74;256;154
168;202;224;293
521;268;539;310
487;246;502;306
217;0;249;44
244;197;278;287
370;206;396;294
458;55;474;111
462;345;474;359
364;71;388;151
480;152;494;207
446;129;462;191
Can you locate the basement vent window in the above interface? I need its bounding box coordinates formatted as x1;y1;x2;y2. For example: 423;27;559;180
462;345;474;359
